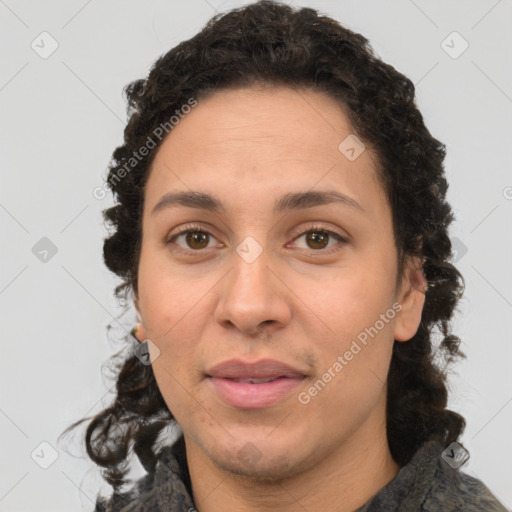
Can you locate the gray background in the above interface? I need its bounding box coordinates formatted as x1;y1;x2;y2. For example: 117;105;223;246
1;0;511;510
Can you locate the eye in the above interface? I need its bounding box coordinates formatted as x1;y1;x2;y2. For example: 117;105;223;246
166;224;347;255
291;226;347;253
167;226;220;252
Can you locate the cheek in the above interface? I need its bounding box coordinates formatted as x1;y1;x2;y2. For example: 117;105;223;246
304;308;395;431
141;281;208;419
299;262;396;340
137;252;205;340
137;255;212;369
295;255;397;402
151;357;209;431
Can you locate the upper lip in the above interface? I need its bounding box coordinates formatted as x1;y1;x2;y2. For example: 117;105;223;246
207;358;306;379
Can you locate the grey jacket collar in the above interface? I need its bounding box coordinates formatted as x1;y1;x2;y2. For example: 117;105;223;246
103;435;507;511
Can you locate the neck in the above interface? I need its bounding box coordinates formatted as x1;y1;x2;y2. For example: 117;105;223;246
185;398;400;512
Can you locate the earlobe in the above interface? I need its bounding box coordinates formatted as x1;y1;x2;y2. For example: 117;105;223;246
393;259;427;342
133;296;148;341
131;321;148;342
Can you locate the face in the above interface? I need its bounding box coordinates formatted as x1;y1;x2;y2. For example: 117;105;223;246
135;85;425;480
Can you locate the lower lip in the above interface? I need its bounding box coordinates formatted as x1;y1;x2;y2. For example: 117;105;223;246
208;376;304;409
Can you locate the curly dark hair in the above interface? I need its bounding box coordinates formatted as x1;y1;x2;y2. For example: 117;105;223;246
65;0;466;491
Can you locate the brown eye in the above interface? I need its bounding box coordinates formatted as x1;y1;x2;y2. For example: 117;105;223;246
168;228;218;252
290;226;347;254
305;231;330;250
185;231;210;250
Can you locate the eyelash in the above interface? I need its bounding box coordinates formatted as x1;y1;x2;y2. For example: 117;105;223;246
166;223;348;257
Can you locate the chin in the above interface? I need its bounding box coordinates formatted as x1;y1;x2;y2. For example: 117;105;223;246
199;428;317;483
209;445;302;483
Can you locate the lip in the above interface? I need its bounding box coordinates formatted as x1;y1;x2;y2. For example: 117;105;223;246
206;358;307;409
207;358;306;379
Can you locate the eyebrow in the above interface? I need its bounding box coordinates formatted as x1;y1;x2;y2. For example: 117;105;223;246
151;189;365;216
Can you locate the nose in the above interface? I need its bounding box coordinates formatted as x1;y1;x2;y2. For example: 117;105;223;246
214;250;292;336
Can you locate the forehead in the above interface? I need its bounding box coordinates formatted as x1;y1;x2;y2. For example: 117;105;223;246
162;85;356;156
144;85;384;215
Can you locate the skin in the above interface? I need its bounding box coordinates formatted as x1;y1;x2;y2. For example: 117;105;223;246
134;84;426;512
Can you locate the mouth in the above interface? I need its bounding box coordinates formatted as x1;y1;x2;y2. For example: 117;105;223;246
206;358;307;409
225;376;286;384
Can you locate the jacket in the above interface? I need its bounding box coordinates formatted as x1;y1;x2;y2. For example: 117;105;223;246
94;435;509;511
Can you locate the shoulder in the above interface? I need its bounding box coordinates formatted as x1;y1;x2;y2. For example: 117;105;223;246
93;437;194;512
422;453;508;512
93;472;160;512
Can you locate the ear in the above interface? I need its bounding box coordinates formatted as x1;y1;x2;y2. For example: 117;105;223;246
133;294;148;342
393;256;427;342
